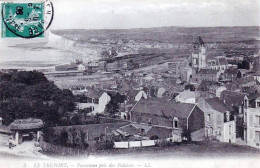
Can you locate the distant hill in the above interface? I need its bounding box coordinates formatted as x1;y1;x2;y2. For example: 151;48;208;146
51;26;260;44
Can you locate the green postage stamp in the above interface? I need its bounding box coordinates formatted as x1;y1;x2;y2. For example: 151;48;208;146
1;0;53;38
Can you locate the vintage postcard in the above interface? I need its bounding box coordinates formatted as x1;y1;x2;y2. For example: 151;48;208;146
0;0;259;167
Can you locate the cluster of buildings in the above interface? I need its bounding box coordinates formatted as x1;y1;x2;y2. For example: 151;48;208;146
1;36;260;150
64;36;260;149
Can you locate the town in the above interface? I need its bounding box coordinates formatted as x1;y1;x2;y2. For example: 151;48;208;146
0;33;260;158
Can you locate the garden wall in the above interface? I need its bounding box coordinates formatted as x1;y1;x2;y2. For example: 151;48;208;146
39;137;89;156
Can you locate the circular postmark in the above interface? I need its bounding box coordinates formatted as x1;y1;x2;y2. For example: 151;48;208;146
1;0;54;38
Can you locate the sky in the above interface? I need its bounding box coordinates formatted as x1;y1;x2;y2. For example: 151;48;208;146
50;0;260;30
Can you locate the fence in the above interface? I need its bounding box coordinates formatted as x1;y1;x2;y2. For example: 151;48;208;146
114;140;156;149
39;138;89;156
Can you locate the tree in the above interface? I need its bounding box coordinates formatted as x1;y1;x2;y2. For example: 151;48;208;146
43;127;56;143
71;114;82;125
0;71;75;126
59;129;69;146
105;101;119;115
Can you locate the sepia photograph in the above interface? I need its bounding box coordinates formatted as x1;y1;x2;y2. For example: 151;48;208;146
0;0;259;167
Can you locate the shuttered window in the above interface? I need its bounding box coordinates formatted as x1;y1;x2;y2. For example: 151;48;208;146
255;131;260;142
256;116;260;126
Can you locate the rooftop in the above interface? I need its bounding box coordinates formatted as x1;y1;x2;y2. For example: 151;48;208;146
194;36;205;46
9;118;44;130
220;90;247;107
218;58;228;66
198;69;218;75
177;90;197;100
131;98;195;119
205;97;232;113
224;68;239;75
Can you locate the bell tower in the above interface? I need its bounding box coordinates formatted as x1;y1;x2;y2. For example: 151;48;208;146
191;36;206;70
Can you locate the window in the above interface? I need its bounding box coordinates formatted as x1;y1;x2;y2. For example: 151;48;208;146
148;118;152;124
174;120;178;128
206;114;211;122
255;131;260;142
229;125;232;135
255;116;260;126
173;117;179;128
256;101;260;108
244;99;248;108
226;112;230;122
209;127;213;134
217;128;222;135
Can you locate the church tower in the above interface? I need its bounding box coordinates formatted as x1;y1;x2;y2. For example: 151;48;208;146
191;36;206;70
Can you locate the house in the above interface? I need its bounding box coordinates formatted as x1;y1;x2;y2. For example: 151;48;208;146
220;90;248;139
231;76;256;91
125;90;147;102
77;89;111;114
253;58;260;72
130;98;205;136
252;71;260;83
161;85;184;100
224;81;241;92
106;62;119;72
175;90;198;104
194;69;219;82
88;91;111;113
208;57;228;72
217;57;229;72
209;85;226;98
77;64;86;71
84;61;100;73
221;90;247;114
197;81;220;92
196;81;222;98
180;66;193;82
197;97;236;143
221;69;240;81
244;93;260;148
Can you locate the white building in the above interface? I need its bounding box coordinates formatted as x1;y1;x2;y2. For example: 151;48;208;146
198;97;236;143
244;93;260;148
175;90;197;104
77;64;86;71
208;57;228;73
253;71;260;83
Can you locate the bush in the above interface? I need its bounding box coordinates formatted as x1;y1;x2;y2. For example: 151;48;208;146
150;135;159;140
96;141;114;150
55;129;69;147
159;139;174;147
43;127;56;143
181;129;192;142
71;114;83;125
